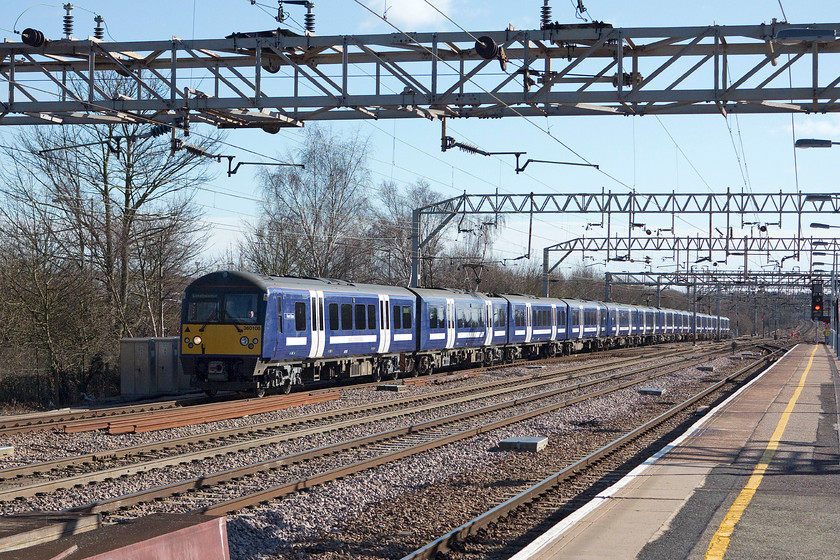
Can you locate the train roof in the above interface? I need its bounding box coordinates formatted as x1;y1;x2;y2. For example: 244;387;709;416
185;271;415;297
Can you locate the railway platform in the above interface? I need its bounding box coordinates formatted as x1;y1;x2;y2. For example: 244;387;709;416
512;342;840;560
0;513;229;560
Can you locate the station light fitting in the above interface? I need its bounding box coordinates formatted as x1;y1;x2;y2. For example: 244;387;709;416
796;139;838;148
776;28;837;46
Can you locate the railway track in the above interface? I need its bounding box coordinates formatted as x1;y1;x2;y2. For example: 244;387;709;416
400;344;790;560
0;342;711;437
0;344;729;502
0;343;742;522
0;399;193;436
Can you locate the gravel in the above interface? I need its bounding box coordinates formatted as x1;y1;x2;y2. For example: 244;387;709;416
0;346;740;559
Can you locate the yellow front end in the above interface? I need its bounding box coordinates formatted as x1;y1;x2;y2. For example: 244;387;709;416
181;324;263;356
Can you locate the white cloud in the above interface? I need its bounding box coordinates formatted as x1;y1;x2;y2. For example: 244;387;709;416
790;114;840;138
363;0;456;30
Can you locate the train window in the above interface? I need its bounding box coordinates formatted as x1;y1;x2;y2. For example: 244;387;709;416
329;303;339;330
368;305;376;329
225;294;258;324
341;304;352;331
557;309;566;326
429;306;439;329
515;307;525;327
496;307;506;327
458;309;466;329
393;305;402;330
295;301;306;331
187;294;219;323
355;304;366;330
402;306;412;329
572;310;580;325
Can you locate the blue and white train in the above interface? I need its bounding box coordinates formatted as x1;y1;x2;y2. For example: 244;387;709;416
180;271;729;396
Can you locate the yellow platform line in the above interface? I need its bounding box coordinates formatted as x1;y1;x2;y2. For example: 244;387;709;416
704;344;818;560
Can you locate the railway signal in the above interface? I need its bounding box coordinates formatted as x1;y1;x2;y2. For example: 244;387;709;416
811;282;826;321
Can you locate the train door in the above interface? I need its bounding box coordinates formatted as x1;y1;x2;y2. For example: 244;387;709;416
484;300;493;345
308;290;325;359
525;302;533;342
445;298;456;349
377;294;391;353
550;305;557;340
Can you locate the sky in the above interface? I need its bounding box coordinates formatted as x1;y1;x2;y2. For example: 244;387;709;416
2;0;840;279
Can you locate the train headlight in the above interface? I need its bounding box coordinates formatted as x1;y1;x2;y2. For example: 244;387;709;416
240;336;249;346
192;336;202;345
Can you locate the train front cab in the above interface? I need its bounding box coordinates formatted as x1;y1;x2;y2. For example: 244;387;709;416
180;271;269;395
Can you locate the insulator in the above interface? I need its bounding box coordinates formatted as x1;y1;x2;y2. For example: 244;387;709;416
148;124;169;137
474;36;499;60
304;6;315;34
93;15;104;40
63;4;74;39
541;1;552;29
21;28;46;48
457;143;483;155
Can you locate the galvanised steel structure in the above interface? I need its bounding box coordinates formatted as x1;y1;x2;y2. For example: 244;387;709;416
1;21;840;127
604;270;820;338
544;236;839;295
605;269;837;293
410;191;840;288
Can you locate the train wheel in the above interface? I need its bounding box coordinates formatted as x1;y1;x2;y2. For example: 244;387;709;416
204;389;217;398
371;364;382;383
482;349;493;366
254;387;266;398
417;356;432;376
280;379;292;394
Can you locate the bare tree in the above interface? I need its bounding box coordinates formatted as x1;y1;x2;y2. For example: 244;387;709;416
0;75;220;402
6;120;217;337
0;190;111;403
131;196;209;337
366;179;448;286
244;125;373;279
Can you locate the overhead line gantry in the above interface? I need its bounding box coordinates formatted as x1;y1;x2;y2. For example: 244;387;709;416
409;191;840;288
1;21;840;128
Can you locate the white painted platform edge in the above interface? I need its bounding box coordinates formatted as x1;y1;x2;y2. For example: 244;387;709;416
509;344;793;560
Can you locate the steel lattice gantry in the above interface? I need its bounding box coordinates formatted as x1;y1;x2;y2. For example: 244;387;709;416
544;236;839;295
410;191;840;288
2;21;840;127
605;269;836;293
